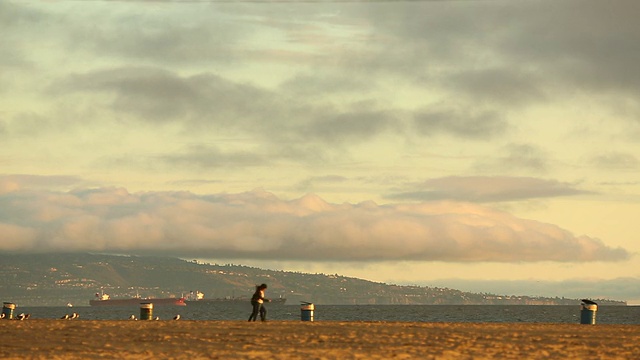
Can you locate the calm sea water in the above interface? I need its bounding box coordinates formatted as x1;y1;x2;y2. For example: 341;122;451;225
10;304;640;324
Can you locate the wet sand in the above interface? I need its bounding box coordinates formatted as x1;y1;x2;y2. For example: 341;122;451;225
1;320;639;359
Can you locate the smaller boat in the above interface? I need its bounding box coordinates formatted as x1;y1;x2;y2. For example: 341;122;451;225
89;291;186;307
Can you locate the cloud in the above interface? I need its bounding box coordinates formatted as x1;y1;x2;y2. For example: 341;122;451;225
496;144;548;172
589;152;639;170
160;144;269;168
53;67;267;126
53;66;366;132
294;175;349;192
50;66;405;160
280;73;373;97
386;176;589;203
10;1;640;117
499;2;640;98
444;68;546;108
341;1;640;114
0;181;626;262
46;1;252;66
412;107;507;139
23;1;640;161
0;2;44;70
300;109;398;143
473;143;549;173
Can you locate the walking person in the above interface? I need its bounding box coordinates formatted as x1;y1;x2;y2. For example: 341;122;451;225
248;283;270;322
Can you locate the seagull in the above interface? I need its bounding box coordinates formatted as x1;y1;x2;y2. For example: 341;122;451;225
61;314;70;320
70;312;79;319
0;313;5;319
16;313;26;320
154;316;160;320
581;299;598;305
172;314;181;320
129;314;137;320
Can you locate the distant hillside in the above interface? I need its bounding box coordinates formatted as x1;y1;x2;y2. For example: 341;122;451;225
0;253;626;306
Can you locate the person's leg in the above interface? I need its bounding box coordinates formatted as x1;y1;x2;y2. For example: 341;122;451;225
248;302;260;321
260;305;267;321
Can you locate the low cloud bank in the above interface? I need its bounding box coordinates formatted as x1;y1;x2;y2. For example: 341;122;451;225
387;176;589;202
0;182;628;262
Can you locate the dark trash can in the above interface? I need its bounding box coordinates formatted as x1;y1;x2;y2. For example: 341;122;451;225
300;302;314;322
580;300;597;325
140;303;153;320
2;302;15;320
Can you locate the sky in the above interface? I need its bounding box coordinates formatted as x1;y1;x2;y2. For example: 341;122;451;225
2;0;640;303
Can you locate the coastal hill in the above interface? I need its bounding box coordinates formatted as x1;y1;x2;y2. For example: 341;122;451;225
0;253;626;306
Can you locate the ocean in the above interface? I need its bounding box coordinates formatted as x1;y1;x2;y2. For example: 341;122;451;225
9;304;640;324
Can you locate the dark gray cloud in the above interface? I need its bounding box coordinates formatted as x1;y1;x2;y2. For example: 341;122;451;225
499;144;548;171
6;0;640;179
52;66;406;155
473;143;549;173
497;2;640;98
343;1;640;112
160;145;269;168
53;67;271;127
0;184;627;262
0;2;46;41
23;1;639;154
300;109;398;143
58;2;251;66
0;3;42;87
280;73;374;97
445;68;546;108
0;2;32;26
412;107;507;139
387;176;589;203
10;1;640;112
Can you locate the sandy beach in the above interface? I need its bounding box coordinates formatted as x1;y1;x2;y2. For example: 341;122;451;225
1;320;639;359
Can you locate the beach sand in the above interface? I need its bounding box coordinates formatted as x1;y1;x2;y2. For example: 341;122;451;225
1;320;639;359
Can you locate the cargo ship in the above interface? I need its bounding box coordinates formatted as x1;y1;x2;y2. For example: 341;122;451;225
185;291;286;305
89;292;187;307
